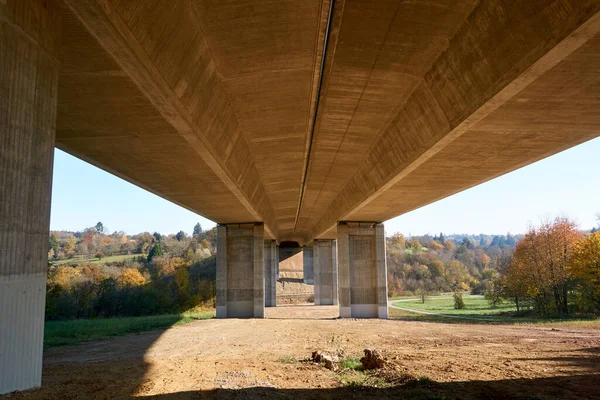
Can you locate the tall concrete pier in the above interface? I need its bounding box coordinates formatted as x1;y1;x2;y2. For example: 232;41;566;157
337;223;388;319
264;240;278;307
0;0;61;393
216;224;265;318
313;240;338;306
302;246;314;284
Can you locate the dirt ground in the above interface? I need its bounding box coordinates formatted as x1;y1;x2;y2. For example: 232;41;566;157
4;305;600;399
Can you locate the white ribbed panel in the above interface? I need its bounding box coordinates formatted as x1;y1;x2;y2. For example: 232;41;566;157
0;273;46;394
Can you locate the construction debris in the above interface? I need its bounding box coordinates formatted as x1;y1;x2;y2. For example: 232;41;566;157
311;351;339;371
360;349;385;370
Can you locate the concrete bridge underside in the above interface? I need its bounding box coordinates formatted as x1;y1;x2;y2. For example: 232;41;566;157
1;0;600;393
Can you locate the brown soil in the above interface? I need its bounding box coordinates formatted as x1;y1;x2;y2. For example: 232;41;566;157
3;305;600;399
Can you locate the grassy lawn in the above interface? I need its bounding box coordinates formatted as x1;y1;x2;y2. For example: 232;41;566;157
388;293;476;301
50;253;143;266
44;309;215;347
392;295;516;319
390;295;600;328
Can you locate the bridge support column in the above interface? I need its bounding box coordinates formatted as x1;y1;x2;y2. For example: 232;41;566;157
337;222;388;319
0;0;61;394
264;240;277;307
302;246;315;285
303;246;314;284
216;223;264;318
313;240;337;306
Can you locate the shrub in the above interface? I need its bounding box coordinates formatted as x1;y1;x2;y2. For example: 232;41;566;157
453;291;465;309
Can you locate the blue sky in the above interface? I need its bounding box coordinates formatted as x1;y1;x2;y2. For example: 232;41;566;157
50;137;600;236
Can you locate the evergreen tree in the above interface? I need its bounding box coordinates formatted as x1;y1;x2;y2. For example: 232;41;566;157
95;221;105;234
461;237;473;249
153;232;162;242
49;234;59;253
147;243;163;262
506;233;516;247
175;231;188;241
193;223;202;238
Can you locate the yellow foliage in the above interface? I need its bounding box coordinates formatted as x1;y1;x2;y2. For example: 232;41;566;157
443;240;456;251
175;267;190;293
171;257;190;270
50;266;81;290
570;232;600;295
479;253;491;267
388;233;406;248
117;268;146;287
429;240;444;250
63;235;77;254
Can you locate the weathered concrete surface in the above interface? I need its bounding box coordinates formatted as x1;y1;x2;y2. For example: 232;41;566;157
337;223;388;319
264;241;278;307
277;247;313;304
304;1;600;243
302;246;314;285
50;1;600;244
216;224;265;318
0;0;61;394
313;240;337;306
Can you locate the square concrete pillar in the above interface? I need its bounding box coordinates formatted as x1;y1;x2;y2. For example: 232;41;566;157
0;0;61;394
216;223;265;318
337;222;388;318
264;240;277;307
313;240;337;305
303;245;314;284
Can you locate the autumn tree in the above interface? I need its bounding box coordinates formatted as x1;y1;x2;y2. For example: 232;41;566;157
429;240;444;250
388;233;406;249
407;238;423;251
511;217;581;316
63;234;77;256
569;232;600;313
444;240;456;252
136;232;155;253
117;268;146;287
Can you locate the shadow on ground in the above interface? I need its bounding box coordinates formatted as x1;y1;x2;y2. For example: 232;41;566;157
278;277;304;284
137;374;600;399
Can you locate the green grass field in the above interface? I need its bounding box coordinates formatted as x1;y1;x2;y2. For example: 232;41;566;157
390;295;600;327
50;253;143;266
44;310;215;347
392;295;516;319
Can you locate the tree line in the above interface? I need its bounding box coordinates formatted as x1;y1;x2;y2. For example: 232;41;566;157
487;217;600;316
46;223;217;320
49;215;599;321
387;215;600;317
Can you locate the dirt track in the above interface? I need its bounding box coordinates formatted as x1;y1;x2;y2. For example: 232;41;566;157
3;305;600;399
